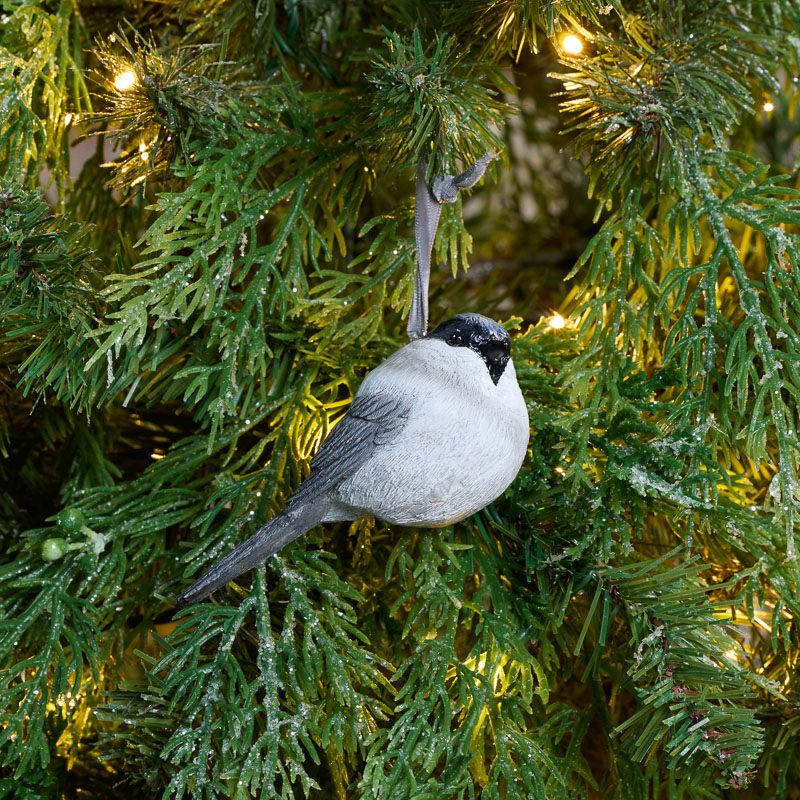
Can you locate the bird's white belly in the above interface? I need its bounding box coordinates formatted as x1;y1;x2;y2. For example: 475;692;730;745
329;370;529;526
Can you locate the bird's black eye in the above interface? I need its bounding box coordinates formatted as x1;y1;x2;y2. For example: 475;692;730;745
446;332;464;346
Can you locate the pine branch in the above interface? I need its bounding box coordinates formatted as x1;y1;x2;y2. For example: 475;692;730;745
0;2;91;199
367;28;510;176
0;184;108;410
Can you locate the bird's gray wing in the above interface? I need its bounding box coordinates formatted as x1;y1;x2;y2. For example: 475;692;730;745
176;388;411;604
287;388;412;507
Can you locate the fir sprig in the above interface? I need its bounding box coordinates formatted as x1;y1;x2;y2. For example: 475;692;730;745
91;29;233;193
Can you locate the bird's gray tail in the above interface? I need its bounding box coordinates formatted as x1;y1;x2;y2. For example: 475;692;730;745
175;503;326;606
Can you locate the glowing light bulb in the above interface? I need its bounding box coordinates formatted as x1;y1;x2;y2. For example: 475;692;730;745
548;314;566;329
140;151;149;161
562;34;583;55
114;70;136;91
763;101;774;112
64;112;73;126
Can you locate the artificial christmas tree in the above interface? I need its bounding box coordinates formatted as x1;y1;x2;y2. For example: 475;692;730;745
2;1;800;798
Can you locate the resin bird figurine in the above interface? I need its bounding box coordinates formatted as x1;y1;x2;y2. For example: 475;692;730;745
176;312;529;605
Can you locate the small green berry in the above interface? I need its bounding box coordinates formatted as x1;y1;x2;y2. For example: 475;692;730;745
41;538;69;561
56;508;86;535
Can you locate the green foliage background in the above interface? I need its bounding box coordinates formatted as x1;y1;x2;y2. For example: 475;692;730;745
2;0;800;797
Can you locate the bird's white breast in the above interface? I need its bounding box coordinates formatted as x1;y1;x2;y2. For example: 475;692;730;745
329;339;530;526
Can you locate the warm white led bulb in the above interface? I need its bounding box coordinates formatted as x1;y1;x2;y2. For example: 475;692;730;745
562;35;583;55
114;70;136;91
763;101;774;112
548;314;566;329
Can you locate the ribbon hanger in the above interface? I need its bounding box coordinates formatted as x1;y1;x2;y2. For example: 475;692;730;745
407;151;496;341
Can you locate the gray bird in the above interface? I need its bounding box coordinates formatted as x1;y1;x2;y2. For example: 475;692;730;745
176;313;529;606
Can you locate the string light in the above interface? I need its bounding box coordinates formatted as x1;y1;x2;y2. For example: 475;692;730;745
548;314;566;329
562;35;583;55
763;101;774;112
64;113;73;126
114;70;136;91
139;142;149;161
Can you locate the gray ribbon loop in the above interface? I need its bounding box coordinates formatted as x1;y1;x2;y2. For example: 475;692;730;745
407;151;496;341
407;160;442;342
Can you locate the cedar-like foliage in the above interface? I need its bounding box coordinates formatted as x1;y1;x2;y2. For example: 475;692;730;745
1;1;800;798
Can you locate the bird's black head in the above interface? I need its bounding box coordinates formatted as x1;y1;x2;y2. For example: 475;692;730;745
427;313;511;385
